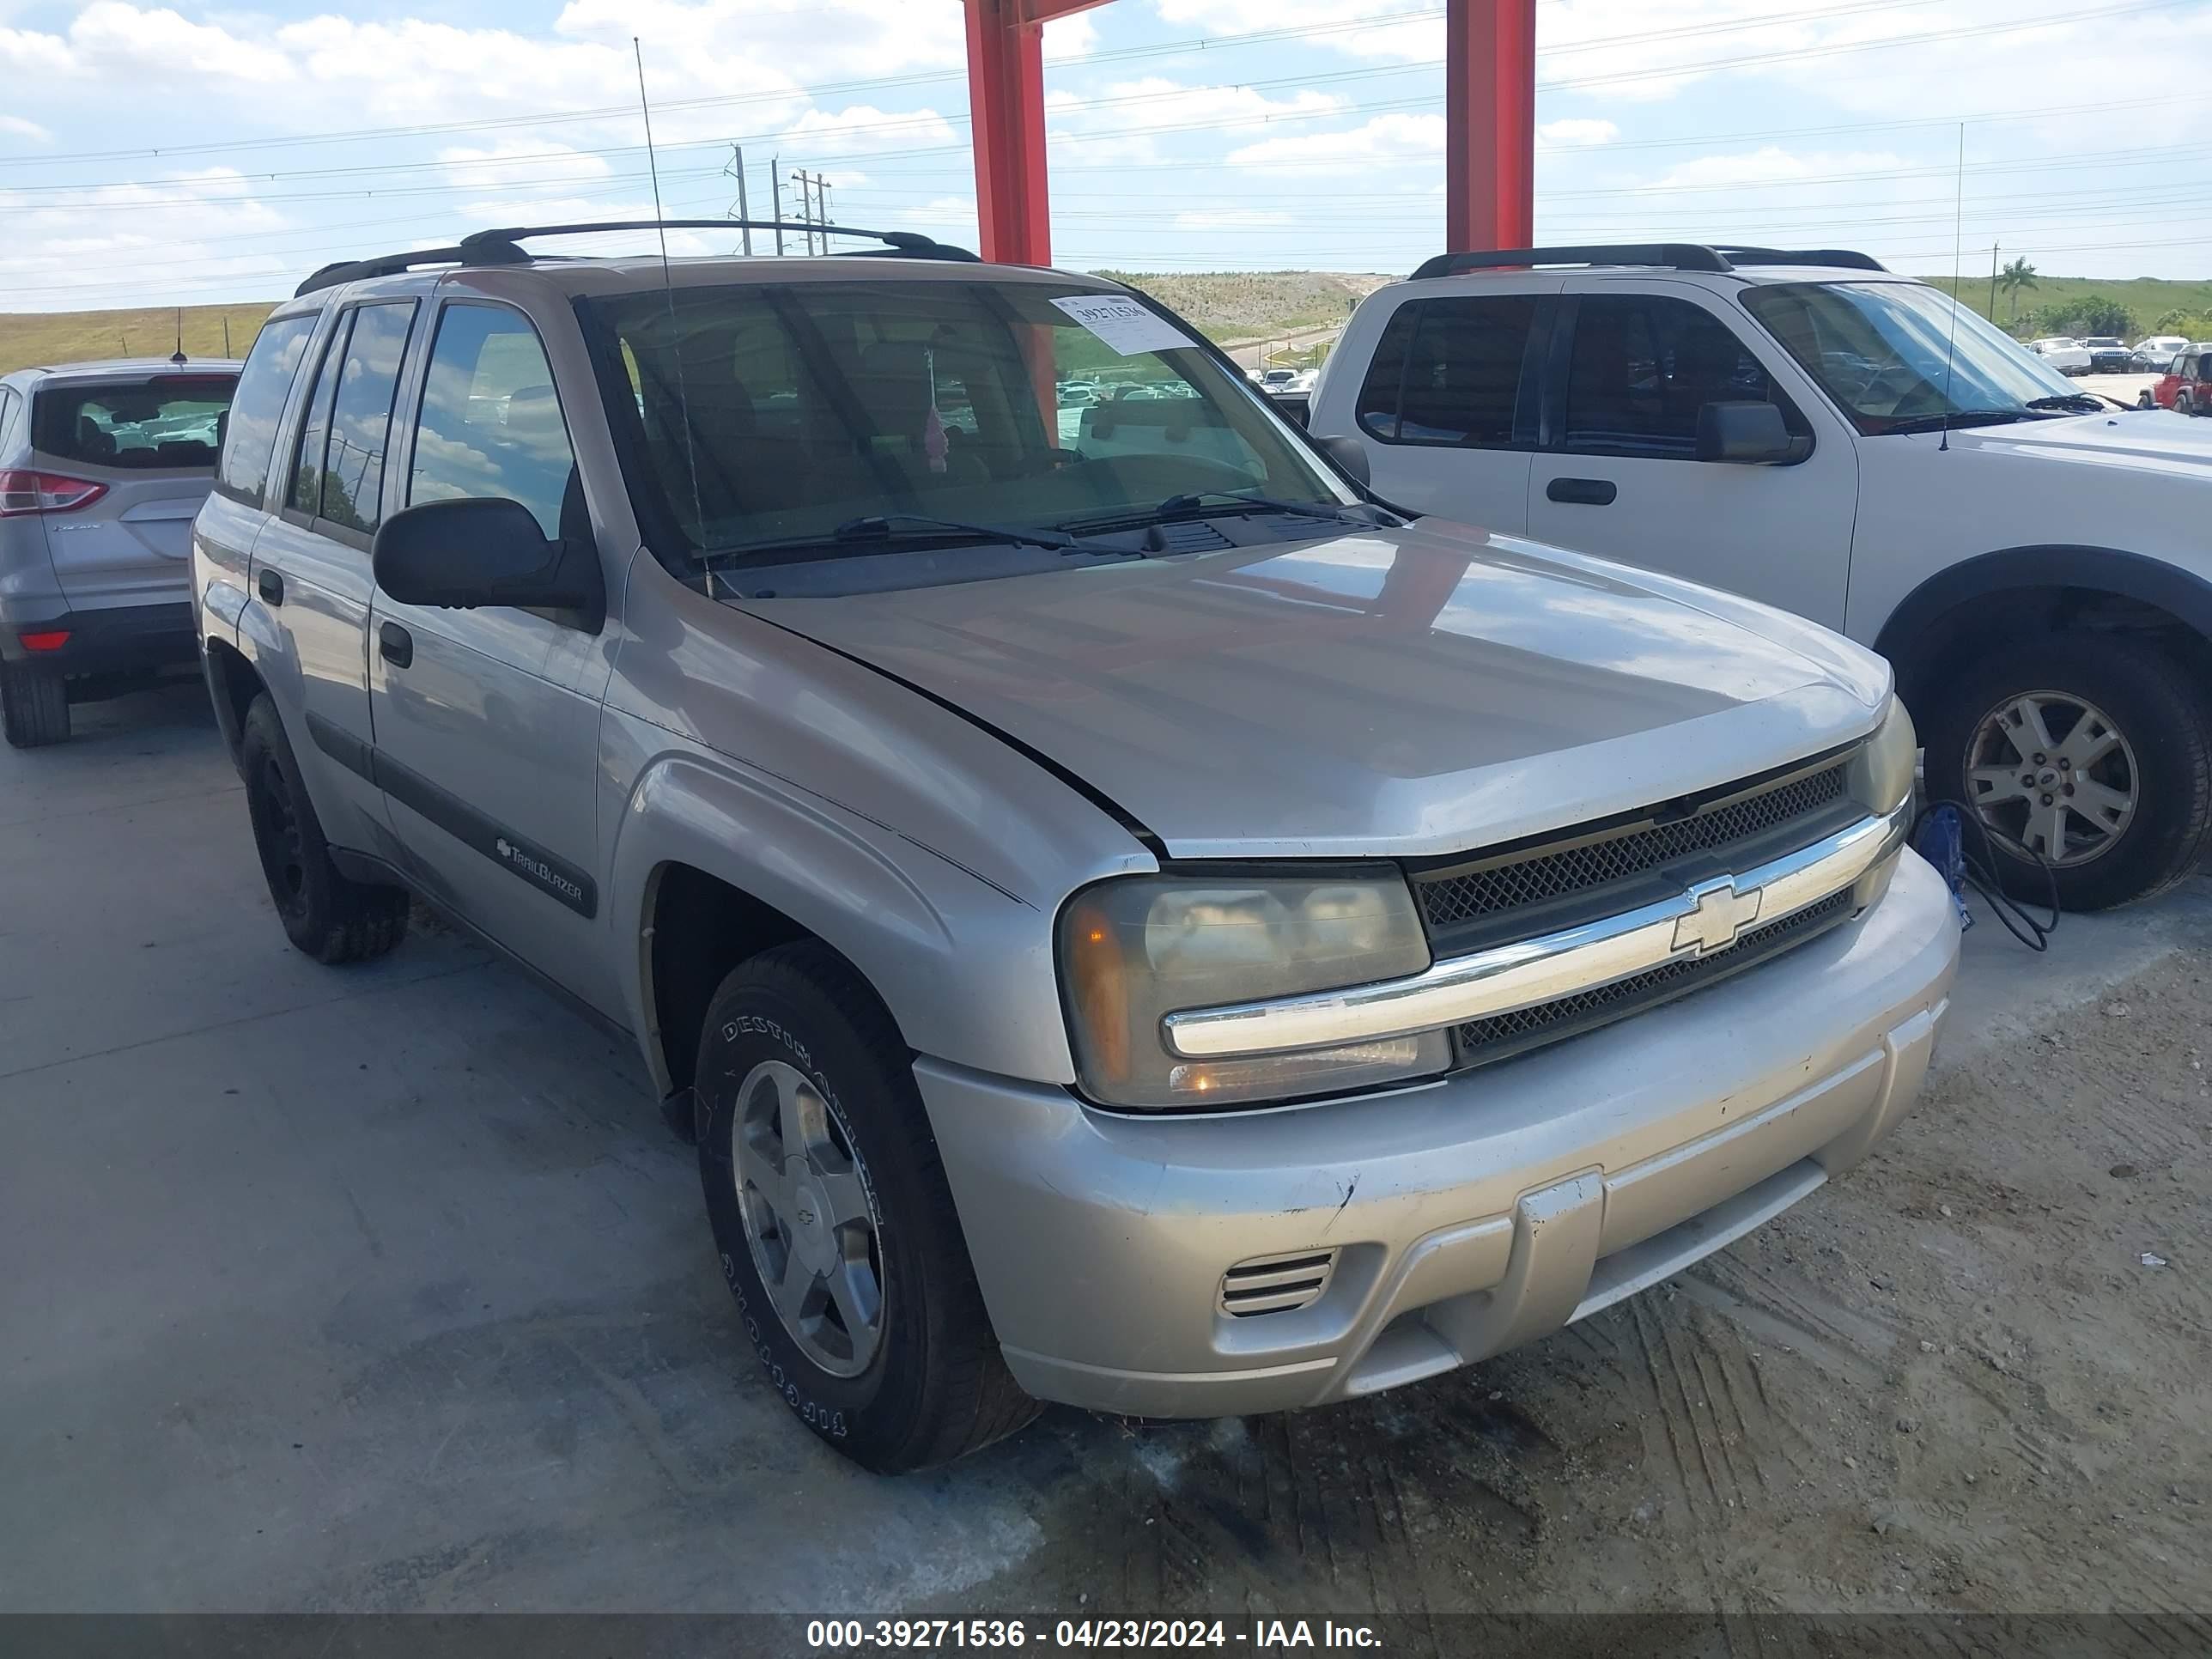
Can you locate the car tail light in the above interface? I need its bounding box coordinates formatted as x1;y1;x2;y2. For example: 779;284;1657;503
0;470;107;518
17;631;70;652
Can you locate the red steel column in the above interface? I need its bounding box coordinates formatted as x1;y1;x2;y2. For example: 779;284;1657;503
964;0;1109;265
1445;0;1537;253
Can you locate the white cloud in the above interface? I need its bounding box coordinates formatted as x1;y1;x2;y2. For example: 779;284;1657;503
1226;112;1443;174
1173;208;1291;228
0;112;49;142
781;104;958;153
1539;118;1617;149
1648;146;1915;191
1151;0;1440;64
439;141;614;191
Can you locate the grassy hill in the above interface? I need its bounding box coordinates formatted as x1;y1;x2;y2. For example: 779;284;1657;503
17;268;2198;380
1096;270;1393;342
1916;272;2212;339
0;303;278;374
0;276;1385;377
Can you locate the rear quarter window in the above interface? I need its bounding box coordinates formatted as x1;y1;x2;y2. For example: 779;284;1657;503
33;377;238;471
216;313;321;504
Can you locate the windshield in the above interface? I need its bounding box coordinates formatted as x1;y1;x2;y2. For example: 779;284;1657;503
581;278;1352;569
1742;281;2081;435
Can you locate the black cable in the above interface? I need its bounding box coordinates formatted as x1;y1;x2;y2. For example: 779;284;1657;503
1915;799;2060;951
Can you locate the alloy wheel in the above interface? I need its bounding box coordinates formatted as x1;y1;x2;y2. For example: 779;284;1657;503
730;1059;884;1376
1964;690;2139;866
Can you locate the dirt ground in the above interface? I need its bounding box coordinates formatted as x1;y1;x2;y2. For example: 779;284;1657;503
954;946;2210;1621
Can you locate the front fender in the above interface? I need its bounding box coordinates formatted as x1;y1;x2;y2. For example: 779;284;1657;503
603;722;1078;1096
1875;544;2212;675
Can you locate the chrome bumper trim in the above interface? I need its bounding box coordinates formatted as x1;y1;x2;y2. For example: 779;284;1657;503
1161;801;1911;1060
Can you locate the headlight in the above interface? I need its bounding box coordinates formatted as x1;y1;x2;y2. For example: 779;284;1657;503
1060;872;1449;1110
1849;696;1918;815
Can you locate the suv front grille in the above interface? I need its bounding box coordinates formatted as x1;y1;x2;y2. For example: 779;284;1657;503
1414;761;1848;933
1453;888;1855;1068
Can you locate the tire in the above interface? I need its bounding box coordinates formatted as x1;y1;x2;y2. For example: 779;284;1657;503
0;660;69;748
2138;391;2154;409
695;939;1038;1473
239;695;410;963
1919;634;2212;911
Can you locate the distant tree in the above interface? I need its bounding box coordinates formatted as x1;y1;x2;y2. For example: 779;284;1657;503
1997;257;2039;321
2030;294;2136;339
2154;308;2212;337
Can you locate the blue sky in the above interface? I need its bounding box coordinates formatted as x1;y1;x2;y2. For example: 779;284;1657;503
2;0;2209;311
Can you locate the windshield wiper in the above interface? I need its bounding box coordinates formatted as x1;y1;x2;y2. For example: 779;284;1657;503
2026;393;2106;413
696;511;1077;569
1876;409;2039;436
1053;489;1374;536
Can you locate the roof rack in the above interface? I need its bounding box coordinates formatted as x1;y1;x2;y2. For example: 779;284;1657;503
1408;241;1884;281
1411;244;1732;279
1711;245;1887;272
295;219;978;297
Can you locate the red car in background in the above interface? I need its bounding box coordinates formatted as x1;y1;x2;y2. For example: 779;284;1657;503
2144;347;2212;411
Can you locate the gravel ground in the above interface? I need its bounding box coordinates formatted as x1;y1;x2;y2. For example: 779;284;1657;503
956;942;2210;1620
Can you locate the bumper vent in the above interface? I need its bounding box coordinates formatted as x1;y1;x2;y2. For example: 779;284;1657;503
1219;1249;1338;1318
1414;761;1849;935
1455;888;1855;1067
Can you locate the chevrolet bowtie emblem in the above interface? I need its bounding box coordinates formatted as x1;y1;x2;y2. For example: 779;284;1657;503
1674;877;1762;956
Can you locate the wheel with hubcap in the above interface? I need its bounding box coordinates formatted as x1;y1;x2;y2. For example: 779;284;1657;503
695;939;1037;1471
239;695;410;962
1920;635;2212;910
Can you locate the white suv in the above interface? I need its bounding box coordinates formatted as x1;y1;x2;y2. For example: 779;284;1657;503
1314;243;2212;909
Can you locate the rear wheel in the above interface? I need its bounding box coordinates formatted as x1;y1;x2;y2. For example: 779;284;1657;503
1920;635;2212;911
0;660;69;748
695;939;1037;1472
239;696;409;963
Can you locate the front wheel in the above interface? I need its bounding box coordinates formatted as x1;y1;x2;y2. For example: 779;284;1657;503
695;940;1038;1472
1920;635;2212;910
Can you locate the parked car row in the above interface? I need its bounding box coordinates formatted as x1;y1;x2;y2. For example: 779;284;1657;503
19;227;2205;1480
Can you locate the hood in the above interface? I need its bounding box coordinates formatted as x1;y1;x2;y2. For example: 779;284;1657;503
733;522;1888;860
1948;408;2212;478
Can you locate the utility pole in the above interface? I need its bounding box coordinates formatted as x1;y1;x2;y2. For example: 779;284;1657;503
1988;243;1999;319
819;179;833;239
770;154;784;255
726;143;752;254
792;168;818;254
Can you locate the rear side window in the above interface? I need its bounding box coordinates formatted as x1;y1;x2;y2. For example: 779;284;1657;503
1356;296;1537;447
1564;295;1799;458
32;376;238;471
408;304;577;540
217;313;319;504
317;301;416;534
0;386;20;449
288;316;348;519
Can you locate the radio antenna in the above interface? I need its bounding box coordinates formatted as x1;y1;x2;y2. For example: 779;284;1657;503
634;37;708;594
1939;122;1966;453
170;307;186;366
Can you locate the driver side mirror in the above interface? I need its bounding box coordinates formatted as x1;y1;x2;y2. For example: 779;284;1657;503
373;497;605;630
1313;433;1370;487
1696;400;1803;465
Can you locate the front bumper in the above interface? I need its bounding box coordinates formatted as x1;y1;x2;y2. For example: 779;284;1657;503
921;849;1960;1419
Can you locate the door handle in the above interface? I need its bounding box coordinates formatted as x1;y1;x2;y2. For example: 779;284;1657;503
257;568;284;605
1547;477;1619;506
378;622;413;669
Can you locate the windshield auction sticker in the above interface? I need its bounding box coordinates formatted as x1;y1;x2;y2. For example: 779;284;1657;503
1048;295;1197;356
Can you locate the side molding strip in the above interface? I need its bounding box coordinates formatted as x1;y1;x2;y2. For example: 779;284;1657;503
304;712;598;918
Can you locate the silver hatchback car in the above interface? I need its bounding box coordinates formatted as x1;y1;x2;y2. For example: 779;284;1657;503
1;357;240;744
192;222;1958;1472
